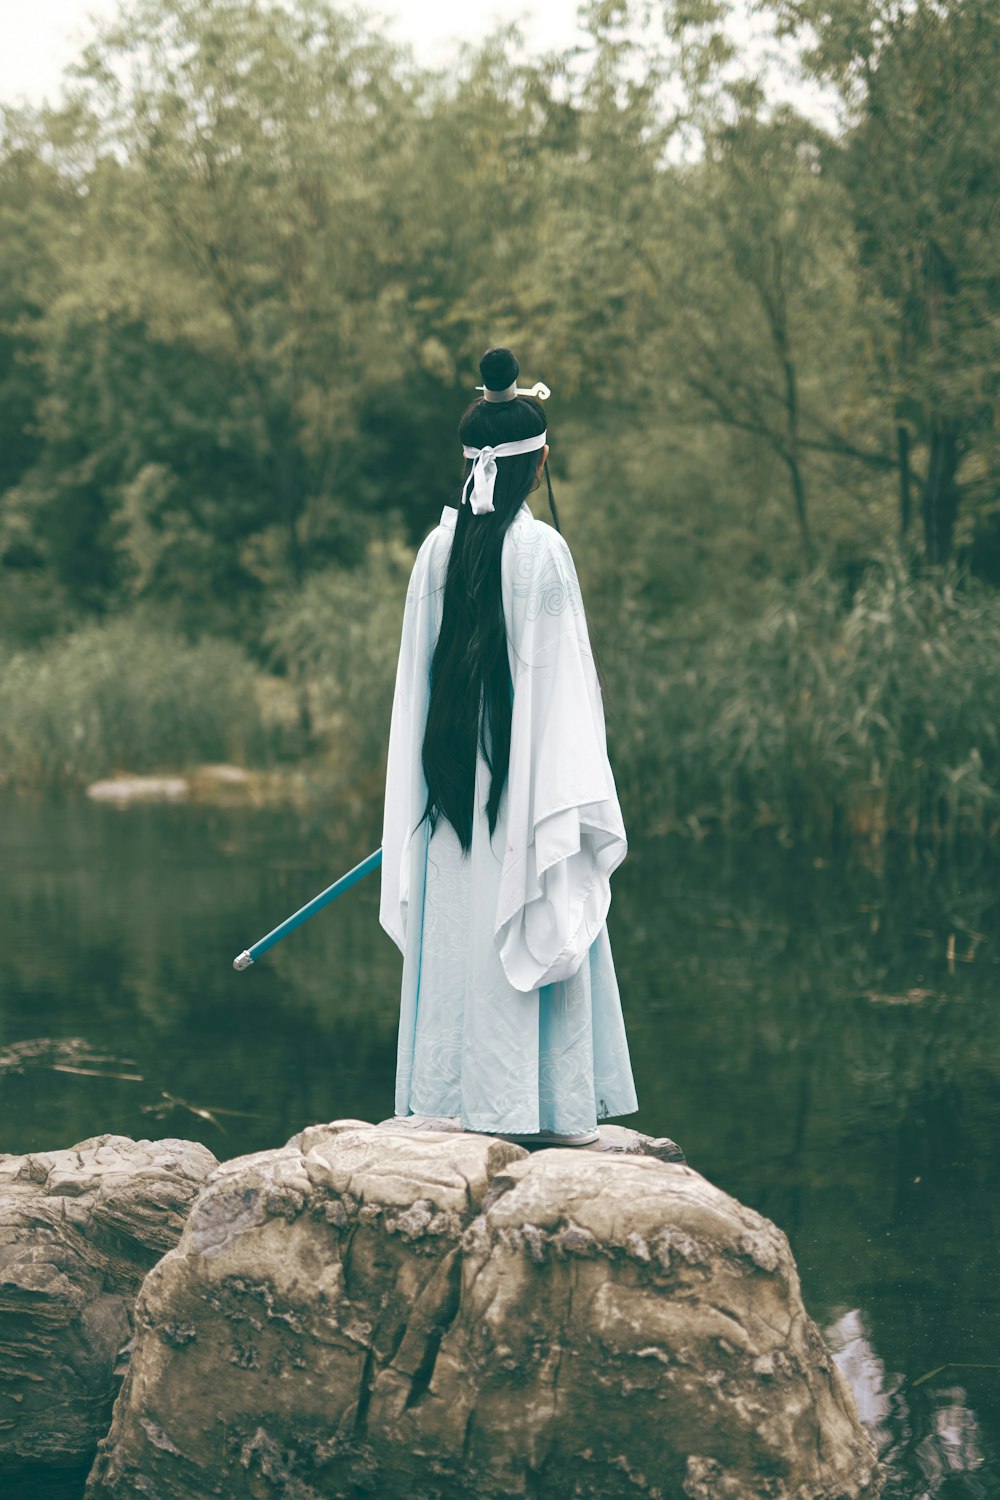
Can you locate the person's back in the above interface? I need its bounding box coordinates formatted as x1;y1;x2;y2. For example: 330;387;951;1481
379;347;637;1145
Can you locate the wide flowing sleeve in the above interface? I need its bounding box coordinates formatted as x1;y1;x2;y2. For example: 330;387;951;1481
379;543;433;955
495;522;627;993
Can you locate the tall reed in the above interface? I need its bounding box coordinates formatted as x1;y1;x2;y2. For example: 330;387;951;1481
264;540;415;804
603;554;1000;844
0;619;270;787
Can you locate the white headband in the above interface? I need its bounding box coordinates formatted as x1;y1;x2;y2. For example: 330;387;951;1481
461;432;548;515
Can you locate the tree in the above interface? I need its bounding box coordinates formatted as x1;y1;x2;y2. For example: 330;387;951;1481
68;0;422;592
0;110;81;638
769;0;1000;562
622;100;886;576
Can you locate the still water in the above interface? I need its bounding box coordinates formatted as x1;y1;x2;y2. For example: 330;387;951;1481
1;794;998;1498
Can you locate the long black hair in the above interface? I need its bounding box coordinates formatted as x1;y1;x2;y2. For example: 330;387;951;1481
421;347;554;853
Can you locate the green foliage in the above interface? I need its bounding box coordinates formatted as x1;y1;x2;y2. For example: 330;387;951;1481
0;619;271;786
0;0;997;838
0;112;72;500
607;556;1000;843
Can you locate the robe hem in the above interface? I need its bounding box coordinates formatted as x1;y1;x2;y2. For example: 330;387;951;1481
393;1100;641;1132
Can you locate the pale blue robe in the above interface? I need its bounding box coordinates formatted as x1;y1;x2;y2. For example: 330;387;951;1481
379;501;637;1135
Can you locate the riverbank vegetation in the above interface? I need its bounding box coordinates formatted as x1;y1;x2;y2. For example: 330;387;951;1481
0;621;273;786
1;0;997;845
603;555;1000;844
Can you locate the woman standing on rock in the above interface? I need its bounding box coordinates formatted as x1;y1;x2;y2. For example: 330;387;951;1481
379;347;637;1146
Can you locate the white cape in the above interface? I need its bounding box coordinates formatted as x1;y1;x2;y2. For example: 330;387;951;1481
379;501;637;1134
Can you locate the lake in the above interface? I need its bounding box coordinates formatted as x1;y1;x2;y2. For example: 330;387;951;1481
1;793;998;1498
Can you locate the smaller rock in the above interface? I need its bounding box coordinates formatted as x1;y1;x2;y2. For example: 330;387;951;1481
0;1134;217;1470
86;777;189;805
191;764;250;786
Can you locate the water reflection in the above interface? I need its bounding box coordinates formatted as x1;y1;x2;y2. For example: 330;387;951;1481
827;1309;897;1452
0;794;998;1497
828;1309;993;1498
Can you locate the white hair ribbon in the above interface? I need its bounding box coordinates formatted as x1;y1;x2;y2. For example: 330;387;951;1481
461;431;548;515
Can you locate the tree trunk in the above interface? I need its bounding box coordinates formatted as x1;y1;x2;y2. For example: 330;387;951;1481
785;448;812;573
897;425;912;537
780;353;812;571
921;422;960;564
280;458;311;738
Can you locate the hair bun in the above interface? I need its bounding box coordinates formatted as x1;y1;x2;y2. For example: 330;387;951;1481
479;346;519;393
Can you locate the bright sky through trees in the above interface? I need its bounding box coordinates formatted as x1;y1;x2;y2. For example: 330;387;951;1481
1;0;834;126
4;0;588;104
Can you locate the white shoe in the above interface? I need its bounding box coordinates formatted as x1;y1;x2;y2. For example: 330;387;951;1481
499;1128;600;1147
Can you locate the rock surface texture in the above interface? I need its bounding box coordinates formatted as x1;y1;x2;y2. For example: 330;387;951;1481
377;1113;688;1161
86;1120;880;1500
0;1134;218;1470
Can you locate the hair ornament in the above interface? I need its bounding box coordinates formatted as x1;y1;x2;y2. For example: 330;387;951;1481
476;380;551;403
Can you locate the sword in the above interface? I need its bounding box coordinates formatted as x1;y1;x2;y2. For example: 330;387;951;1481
233;847;383;971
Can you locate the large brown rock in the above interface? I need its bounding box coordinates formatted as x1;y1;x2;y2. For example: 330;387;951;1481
431;1149;878;1498
0;1133;217;1471
86;1121;880;1500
